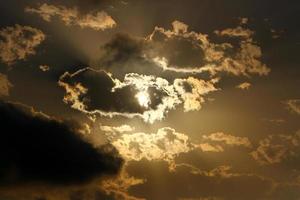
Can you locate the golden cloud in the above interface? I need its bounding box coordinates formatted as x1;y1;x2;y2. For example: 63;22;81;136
59;68;218;123
251;131;300;165
236;82;251;90
25;3;116;31
285;99;300;115
202;132;252;148
147;20;270;77
0;25;45;65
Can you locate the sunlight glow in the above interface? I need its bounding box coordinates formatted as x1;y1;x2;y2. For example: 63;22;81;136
135;91;151;108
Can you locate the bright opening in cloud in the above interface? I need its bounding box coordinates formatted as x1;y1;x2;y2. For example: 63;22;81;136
135;91;150;108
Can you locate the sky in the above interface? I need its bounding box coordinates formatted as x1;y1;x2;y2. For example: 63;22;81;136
0;0;300;200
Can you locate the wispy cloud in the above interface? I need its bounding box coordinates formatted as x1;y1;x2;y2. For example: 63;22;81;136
285;99;300;115
251;130;300;165
25;3;116;31
0;25;45;65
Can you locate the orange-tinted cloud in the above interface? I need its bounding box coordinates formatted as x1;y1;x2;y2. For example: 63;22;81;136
26;3;116;31
147;20;270;76
0;25;45;65
0;73;13;97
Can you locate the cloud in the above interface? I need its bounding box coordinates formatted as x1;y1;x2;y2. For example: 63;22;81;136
25;3;116;31
101;170;145;200
100;124;135;134
236;82;251;90
127;160;274;200
59;67;218;123
173;77;219;112
172;20;189;34
0;25;45;65
109;127;193;166
0;100;123;185
39;64;50;72
251;131;300;165
261;118;285;124
239;17;249;25
96;34;163;78
101;126;254;172
285;99;300;115
198;143;224;152
214;26;254;40
0;73;13;97
202;132;252;148
146;20;270;77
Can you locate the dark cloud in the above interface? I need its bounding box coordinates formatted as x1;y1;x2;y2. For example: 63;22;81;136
0;101;123;185
152;35;206;68
59;68;144;114
96;33;163;78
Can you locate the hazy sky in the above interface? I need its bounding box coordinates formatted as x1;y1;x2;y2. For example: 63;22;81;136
0;0;299;200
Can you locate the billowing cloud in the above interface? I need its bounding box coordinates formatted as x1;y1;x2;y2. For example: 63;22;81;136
0;100;123;185
251;130;300;165
236;82;251;90
173;77;219;112
101;125;254;171
59;67;218;123
25;3;116;31
147;20;270;76
109;127;193;166
0;73;13;97
285;99;300;115
0;25;45;65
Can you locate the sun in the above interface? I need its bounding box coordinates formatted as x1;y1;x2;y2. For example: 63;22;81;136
135;91;151;108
